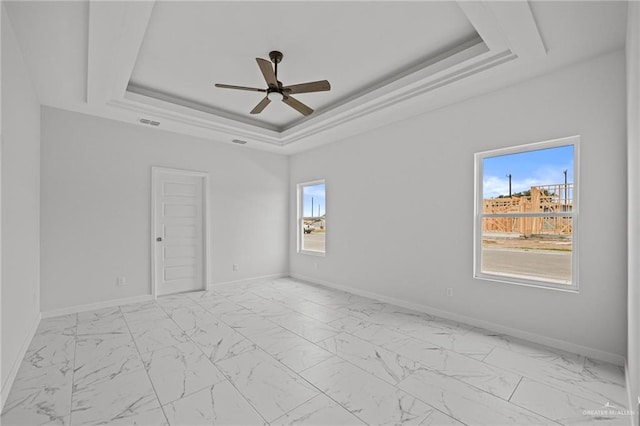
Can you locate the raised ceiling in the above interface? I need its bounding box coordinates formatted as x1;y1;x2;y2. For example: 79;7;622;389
128;2;479;130
4;1;628;154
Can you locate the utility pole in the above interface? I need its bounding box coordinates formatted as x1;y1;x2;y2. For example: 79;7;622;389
506;174;512;197
311;197;314;218
318;205;320;217
563;169;568;211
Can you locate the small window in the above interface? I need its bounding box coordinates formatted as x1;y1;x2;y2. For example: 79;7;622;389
298;180;326;255
474;136;579;291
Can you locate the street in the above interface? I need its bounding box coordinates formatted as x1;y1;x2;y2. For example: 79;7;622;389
481;248;572;283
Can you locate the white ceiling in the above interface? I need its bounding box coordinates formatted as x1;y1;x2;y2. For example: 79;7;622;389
3;1;628;154
128;2;478;130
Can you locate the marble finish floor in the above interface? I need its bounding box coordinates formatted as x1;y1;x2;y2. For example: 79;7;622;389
1;277;630;425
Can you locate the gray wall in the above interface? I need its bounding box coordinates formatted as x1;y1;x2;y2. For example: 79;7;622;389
1;5;41;403
290;50;628;361
626;1;640;417
40;108;289;312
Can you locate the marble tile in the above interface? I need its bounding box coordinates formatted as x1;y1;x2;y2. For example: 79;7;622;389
122;306;169;324
301;357;433;425
249;325;334;372
330;316;414;348
189;318;256;363
286;299;350;323
484;347;628;407
73;333;143;392
419;409;465;425
195;297;244;316
156;293;197;309
317;332;420;385
216;347;319;422
129;318;190;354
71;368;163;425
473;328;586;371
2;278;628;426
119;300;160;314
397;369;554;426
216;308;262;327
267;311;339;343
271;394;365;425
24;333;75;369
164;304;219;336
162;380;266;425
1;362;73;426
582;358;626;388
236;297;292;316
142;340;226;405
77;306;122;323
36;314;77;336
76;317;129;337
385;337;521;400
510;378;631;425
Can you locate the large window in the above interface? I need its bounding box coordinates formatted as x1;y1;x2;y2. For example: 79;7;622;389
298;180;326;255
474;136;579;291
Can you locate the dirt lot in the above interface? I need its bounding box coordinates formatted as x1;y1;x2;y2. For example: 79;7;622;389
482;235;572;252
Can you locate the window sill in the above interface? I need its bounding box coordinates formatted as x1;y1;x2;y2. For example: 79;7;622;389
298;250;326;257
474;272;579;293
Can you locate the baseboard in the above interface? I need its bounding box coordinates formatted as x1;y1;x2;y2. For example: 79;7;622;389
41;294;155;319
290;273;626;366
208;272;288;289
1;311;41;410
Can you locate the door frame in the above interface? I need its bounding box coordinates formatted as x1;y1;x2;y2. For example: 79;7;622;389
151;166;211;298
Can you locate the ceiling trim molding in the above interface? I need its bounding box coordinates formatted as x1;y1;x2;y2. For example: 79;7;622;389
93;0;545;149
87;0;155;105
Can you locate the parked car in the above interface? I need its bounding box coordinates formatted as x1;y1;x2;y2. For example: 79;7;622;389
304;224;313;234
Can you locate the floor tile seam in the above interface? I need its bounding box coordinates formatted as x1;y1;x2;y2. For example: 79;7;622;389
327;327;521;398
267;392;324;424
205;353;274;425
281;371;371;426
507;376;524;402
395;370;564;426
509;374;624;410
120;306;171;426
214;344;331;421
419;405;470;426
228;310;336;362
481;353;626;402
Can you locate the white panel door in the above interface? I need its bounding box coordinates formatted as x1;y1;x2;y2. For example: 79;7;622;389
154;170;205;296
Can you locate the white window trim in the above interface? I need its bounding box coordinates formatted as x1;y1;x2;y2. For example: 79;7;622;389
473;135;580;292
297;179;326;256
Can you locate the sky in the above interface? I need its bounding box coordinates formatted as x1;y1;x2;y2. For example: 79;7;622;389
483;145;574;199
302;183;326;217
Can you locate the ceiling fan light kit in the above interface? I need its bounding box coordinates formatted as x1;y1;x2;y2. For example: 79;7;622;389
215;50;331;117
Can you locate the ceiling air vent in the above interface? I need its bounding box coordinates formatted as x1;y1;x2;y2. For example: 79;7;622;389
139;118;160;127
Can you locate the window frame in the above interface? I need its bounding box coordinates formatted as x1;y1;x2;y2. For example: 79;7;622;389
473;136;580;292
297;179;326;256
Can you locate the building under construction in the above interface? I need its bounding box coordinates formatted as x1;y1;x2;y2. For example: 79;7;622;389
483;183;573;237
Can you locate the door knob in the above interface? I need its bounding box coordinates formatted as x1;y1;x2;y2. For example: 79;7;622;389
156;237;163;242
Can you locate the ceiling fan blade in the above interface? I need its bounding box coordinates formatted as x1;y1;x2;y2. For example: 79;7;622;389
256;58;279;88
250;97;271;114
215;83;266;92
283;80;331;95
282;95;313;116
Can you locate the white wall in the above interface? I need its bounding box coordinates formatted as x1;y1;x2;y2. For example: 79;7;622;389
627;1;640;418
1;5;41;406
290;50;627;361
41;107;288;312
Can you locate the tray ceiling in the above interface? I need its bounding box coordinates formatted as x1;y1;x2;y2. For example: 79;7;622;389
3;1;628;154
127;2;479;130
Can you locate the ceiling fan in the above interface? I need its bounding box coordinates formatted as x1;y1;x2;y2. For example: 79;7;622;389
214;51;330;117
